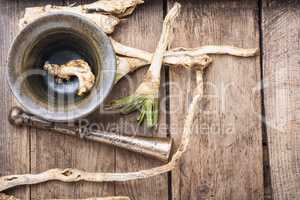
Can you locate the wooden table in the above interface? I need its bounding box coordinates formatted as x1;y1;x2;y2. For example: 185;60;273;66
0;0;299;199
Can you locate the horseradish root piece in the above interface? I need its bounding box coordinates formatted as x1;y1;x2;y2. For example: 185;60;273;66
19;0;145;32
107;3;181;128
44;59;95;96
19;5;120;34
112;38;212;82
114;52;212;82
166;45;259;57
111;37;259;60
111;38;258;82
83;0;144;18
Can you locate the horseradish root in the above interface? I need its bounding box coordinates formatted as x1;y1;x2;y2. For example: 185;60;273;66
19;0;144;33
114;54;212;82
112;38;258;82
166;45;259;57
112;39;213;82
108;3;181;128
44;59;95;96
20;6;120;34
83;0;144;18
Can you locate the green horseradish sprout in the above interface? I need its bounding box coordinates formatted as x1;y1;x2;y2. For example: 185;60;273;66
107;3;181;128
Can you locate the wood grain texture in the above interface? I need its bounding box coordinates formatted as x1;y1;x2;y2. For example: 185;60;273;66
262;1;300;199
167;0;264;199
8;0;300;199
110;0;169;199
29;1;114;199
0;0;30;199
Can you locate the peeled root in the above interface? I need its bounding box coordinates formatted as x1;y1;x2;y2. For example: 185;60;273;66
83;0;144;18
44;59;95;96
112;38;258;82
19;5;120;34
111;38;258;60
167;45;259;57
115;53;212;83
19;0;144;33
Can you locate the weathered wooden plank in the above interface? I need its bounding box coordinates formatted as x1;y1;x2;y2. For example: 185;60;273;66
167;0;264;199
111;0;169;199
29;1;115;199
0;1;30;199
262;1;300;199
29;0;168;199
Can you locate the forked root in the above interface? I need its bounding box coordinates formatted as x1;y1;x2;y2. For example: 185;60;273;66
112;38;258;82
114;48;212;83
112;38;259;59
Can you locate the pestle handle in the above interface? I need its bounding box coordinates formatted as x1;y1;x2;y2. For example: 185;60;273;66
9;107;172;161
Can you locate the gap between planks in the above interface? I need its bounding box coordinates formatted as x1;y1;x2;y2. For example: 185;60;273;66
257;0;273;199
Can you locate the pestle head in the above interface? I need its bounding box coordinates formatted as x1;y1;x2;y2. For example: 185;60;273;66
9;107;24;126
